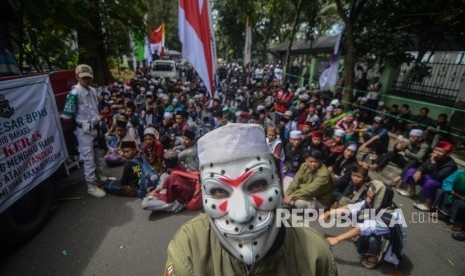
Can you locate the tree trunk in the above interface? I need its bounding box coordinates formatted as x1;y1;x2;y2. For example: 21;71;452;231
262;0;278;63
335;0;366;109
283;0;302;83
343;22;355;108
76;0;113;85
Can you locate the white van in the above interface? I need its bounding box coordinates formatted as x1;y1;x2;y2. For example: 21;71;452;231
152;59;178;79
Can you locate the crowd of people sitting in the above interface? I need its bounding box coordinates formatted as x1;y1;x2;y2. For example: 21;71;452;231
89;62;464;269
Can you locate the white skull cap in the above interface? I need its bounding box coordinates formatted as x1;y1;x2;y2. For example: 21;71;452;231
197;123;271;166
334;129;346;137
409;129;423;137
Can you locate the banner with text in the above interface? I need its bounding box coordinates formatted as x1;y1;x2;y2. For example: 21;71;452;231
0;75;67;213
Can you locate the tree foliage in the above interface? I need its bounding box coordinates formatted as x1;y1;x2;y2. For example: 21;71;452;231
213;0;320;68
352;0;464;68
332;0;465;105
5;0;464;86
9;0;148;84
146;0;180;51
10;0;80;72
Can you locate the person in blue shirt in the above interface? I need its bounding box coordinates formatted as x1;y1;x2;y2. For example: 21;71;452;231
359;116;390;157
164;97;185;113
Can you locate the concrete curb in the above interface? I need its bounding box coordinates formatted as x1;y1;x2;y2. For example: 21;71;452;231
387;131;465;168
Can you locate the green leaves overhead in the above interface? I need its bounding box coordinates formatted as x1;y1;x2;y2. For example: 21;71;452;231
213;0;320;63
10;0;148;83
6;0;464;85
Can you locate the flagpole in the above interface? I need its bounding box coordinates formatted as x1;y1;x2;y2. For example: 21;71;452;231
161;22;165;53
244;17;252;66
206;0;217;96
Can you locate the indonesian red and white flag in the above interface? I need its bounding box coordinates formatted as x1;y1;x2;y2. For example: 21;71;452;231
149;23;165;53
179;0;217;97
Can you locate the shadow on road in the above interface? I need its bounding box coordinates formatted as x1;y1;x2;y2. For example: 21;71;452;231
148;211;175;221
0;165;135;275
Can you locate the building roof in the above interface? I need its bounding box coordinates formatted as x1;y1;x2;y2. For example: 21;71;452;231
269;35;338;55
405;36;465;52
269;34;464;56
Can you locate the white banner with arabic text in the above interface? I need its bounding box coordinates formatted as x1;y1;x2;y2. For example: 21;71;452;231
0;75;67;213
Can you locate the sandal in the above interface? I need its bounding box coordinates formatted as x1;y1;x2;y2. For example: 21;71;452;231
448;224;463;232
361;257;380;269
397;188;411;197
413;202;431;212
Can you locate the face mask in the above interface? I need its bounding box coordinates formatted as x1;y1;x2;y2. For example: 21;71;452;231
201;155;282;266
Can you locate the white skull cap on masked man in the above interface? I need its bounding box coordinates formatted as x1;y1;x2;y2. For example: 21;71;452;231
197;123;282;266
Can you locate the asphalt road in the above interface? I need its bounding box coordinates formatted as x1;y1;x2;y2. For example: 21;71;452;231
1;164;464;276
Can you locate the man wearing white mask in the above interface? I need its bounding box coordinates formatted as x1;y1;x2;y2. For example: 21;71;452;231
165;124;337;275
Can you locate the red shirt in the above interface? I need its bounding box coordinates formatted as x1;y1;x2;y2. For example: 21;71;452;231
274;89;293;113
297;111;308;125
324;139;345;154
156;166;196;204
142;141;164;171
142;141;164;159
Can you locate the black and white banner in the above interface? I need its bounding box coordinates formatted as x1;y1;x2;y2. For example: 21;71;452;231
0;75;67;213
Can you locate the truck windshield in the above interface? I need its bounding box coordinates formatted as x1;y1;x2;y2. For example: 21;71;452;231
153;64;173;71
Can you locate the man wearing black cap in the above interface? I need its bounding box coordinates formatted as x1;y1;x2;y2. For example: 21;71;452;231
177;129;199;172
105;137;142;197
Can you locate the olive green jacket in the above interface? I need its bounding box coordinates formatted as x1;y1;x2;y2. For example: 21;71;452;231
165;214;337;276
404;141;429;162
286;163;334;206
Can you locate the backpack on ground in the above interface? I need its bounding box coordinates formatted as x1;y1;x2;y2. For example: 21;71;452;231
131;156;159;198
104;135;126;166
366;179;394;212
380;210;404;262
379;184;394;209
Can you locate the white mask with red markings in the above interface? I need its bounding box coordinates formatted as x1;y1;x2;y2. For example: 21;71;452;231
201;155;282;266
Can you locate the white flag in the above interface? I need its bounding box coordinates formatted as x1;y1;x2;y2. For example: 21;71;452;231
319;25;345;91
